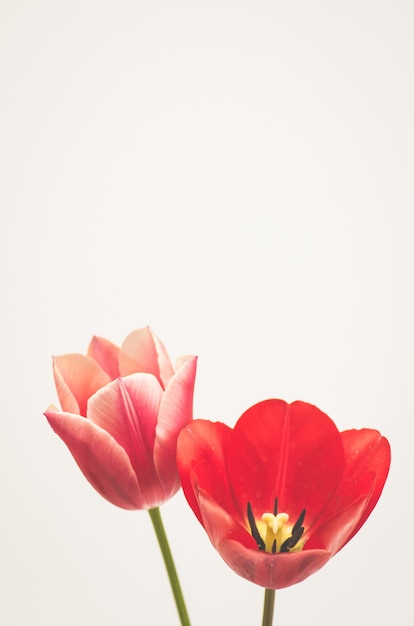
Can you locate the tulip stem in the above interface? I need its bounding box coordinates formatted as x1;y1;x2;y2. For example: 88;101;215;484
148;507;191;626
262;588;276;626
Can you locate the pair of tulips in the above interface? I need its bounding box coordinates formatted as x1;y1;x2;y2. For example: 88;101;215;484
46;327;390;590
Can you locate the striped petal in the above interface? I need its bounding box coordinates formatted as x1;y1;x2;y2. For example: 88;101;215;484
87;335;120;379
153;356;197;496
53;354;111;415
119;327;174;388
44;409;142;509
87;373;166;508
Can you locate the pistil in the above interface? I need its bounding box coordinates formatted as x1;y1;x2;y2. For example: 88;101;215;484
247;500;306;554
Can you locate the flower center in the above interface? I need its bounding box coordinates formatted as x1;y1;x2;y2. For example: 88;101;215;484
247;498;306;554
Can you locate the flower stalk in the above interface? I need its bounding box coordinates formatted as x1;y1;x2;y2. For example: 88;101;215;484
148;507;191;626
262;588;275;626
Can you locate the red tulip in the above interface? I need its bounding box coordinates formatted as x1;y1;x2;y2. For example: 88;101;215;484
177;399;390;589
45;327;197;510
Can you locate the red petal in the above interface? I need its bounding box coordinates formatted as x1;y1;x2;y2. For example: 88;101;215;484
177;419;240;525
305;480;373;553
44;409;142;509
53;354;111;415
339;429;390;542
196;488;331;589
87;335;120;379
218;539;331;589
118;327;174;388
197;487;258;549
308;429;390;552
227;400;345;527
153;356;197;497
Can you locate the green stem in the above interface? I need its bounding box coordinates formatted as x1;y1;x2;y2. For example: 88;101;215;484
262;588;276;626
148;507;191;626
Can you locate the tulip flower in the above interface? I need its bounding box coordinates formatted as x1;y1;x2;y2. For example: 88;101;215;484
177;399;390;591
45;327;197;510
45;327;196;626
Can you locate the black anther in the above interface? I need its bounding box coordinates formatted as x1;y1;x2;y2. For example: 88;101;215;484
273;497;278;516
280;526;304;552
247;502;265;551
292;509;306;534
271;539;277;554
280;539;290;553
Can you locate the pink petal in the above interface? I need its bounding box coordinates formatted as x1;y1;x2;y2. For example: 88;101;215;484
87;374;166;506
53;354;111;415
174;354;193;371
44;409;142;509
153;356;197;497
150;329;176;386
87;335;120;379
118;327;174;388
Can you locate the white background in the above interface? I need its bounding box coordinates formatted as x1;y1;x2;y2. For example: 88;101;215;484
1;1;413;624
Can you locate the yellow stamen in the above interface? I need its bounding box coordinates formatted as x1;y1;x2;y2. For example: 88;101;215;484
247;501;307;554
254;511;306;554
259;512;288;552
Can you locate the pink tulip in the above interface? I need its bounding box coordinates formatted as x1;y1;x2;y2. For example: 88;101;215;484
45;327;197;510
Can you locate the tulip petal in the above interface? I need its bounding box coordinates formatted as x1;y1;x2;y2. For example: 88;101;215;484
150;329;176;386
197;488;331;589
305;480;374;554
119;327;174;388
339;428;391;541
87;374;166;507
53;354;111;415
153;356;197;497
308;429;391;552
177;419;241;524
87;335;120;379
227;400;345;527
218;539;331;589
44;409;142;509
174;354;192;370
196;487;256;548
